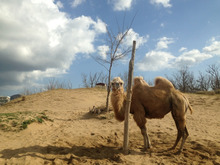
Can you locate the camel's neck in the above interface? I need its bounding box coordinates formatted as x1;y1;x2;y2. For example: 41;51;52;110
111;89;126;121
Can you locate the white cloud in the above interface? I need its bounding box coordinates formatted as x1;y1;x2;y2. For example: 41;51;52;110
156;37;174;50
175;49;212;67
109;0;133;11
203;37;220;56
121;29;149;49
137;51;175;71
136;37;213;71
93;18;107;33
97;45;109;60
0;0;106;90
150;0;172;8
179;47;187;52
71;0;86;8
56;1;64;8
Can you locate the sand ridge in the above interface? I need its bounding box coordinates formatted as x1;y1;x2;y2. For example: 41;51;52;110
0;88;219;164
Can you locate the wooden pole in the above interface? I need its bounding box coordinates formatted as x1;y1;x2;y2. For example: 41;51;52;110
123;40;136;154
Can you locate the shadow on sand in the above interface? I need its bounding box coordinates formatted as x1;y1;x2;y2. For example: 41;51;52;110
0;144;123;162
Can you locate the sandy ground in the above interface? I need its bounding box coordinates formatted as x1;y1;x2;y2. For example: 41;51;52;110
0;88;219;165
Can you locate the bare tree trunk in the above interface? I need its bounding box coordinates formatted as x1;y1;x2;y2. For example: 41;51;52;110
123;40;136;154
106;61;113;112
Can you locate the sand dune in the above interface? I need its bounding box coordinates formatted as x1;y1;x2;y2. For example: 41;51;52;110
0;88;219;164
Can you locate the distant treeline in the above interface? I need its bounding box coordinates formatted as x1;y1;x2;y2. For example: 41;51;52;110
81;64;220;94
166;64;220;93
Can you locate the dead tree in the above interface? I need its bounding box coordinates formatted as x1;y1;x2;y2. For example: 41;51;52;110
196;72;211;91
206;64;220;91
168;66;196;92
93;16;135;111
81;72;107;88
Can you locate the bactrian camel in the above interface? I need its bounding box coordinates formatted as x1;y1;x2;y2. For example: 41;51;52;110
111;76;193;153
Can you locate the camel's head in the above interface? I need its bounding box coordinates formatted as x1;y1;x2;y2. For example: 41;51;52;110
111;77;124;91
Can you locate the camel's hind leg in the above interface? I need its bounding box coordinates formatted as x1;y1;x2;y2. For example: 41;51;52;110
170;127;181;150
178;127;189;153
171;112;189;153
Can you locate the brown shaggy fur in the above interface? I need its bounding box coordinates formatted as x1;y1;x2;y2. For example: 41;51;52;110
111;76;193;153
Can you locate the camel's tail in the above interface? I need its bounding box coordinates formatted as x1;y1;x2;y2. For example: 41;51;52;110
187;102;193;115
182;94;193;114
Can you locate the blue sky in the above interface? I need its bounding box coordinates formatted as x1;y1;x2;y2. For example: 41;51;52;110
0;0;220;96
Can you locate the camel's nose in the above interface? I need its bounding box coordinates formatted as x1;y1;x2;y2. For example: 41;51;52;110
111;82;122;89
115;83;120;88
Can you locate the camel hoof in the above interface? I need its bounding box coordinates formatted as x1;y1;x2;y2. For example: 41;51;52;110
141;146;151;152
141;148;147;153
168;146;175;151
175;150;182;155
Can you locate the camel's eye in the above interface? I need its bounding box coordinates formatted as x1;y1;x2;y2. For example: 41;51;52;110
120;83;123;86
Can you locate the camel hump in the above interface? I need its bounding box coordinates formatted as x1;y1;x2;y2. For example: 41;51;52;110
134;77;144;86
134;77;149;86
154;77;174;89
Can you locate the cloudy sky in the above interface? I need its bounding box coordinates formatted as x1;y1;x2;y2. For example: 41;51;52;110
0;0;220;95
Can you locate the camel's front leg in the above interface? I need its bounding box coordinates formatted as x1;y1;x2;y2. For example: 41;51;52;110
133;109;150;151
141;126;151;150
